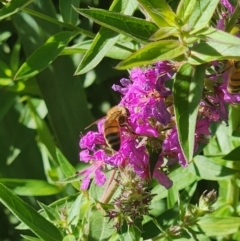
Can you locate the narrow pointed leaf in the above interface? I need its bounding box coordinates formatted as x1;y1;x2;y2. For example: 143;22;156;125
63;235;75;241
188;155;236;180
59;0;80;25
173;63;205;163
58;173;82;184
176;0;197;25
137;0;176;27
0;91;16;121
150;27;179;41
0;0;33;20
10;38;21;74
89;209;113;241
116;40;188;69
14;31;75;80
74;7;158;44
223;146;240;160
62;40;135;60
21;235;42;241
56;149;79;190
188;0;219;32
38;202;59;221
74;0;138;75
226;3;240;32
193;27;240;45
188;42;240;65
67;193;83;225
0;183;63;241
28;99;57;161
198;217;240;236
0;179;61;196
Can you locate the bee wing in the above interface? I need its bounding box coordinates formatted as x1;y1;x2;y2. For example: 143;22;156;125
84;117;106;130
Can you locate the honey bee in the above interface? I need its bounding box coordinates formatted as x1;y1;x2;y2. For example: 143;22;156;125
85;106;129;151
223;60;240;94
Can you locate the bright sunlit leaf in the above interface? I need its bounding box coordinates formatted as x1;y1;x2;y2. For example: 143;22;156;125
74;0;138;75
116;40;187;69
14;31;75;80
137;0;176;27
74;7;158;44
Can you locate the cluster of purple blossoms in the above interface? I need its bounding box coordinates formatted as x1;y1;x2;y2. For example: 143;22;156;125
79;61;240;191
78;0;240;191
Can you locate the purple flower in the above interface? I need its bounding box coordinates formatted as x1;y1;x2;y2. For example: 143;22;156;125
162;127;188;167
114;63;173;138
78;150;106;190
80;131;105;151
153;155;173;189
79;54;238;191
221;0;234;14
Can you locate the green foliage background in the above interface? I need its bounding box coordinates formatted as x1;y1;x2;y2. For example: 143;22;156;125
0;0;126;240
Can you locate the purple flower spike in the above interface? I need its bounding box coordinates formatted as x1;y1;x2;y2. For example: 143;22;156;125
79;53;238;190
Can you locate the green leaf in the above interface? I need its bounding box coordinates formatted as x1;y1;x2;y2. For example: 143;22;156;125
58;173;82;184
137;0;176;27
0;183;63;241
59;0;80;25
0;0;33;20
14;31;75;80
193;27;240;45
67;193;84;225
63;235;76;241
21;235;42;241
176;0;197;26
150;27;179;41
188;155;236;180
229;105;240;136
215;124;233;154
0;91;16;122
89;209;113;241
0;59;12;80
74;7;158;44
198;216;240;236
188;0;219;32
167;186;178;209
56;148;79;190
225;3;240;33
62;40;135;60
173;63;205;163
12;5;113;165
223;146;240;161
28;99;57;161
10;38;21;75
74;0;138;75
38;202;59;222
0;179;61;196
116;40;188;69
152;166;198;200
184;227;199;241
127;225;142;241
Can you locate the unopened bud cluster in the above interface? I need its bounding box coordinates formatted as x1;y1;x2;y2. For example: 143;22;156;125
169;190;217;238
106;165;154;230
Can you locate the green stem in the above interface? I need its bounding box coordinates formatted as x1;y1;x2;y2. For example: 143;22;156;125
100;169;118;204
226;176;239;215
